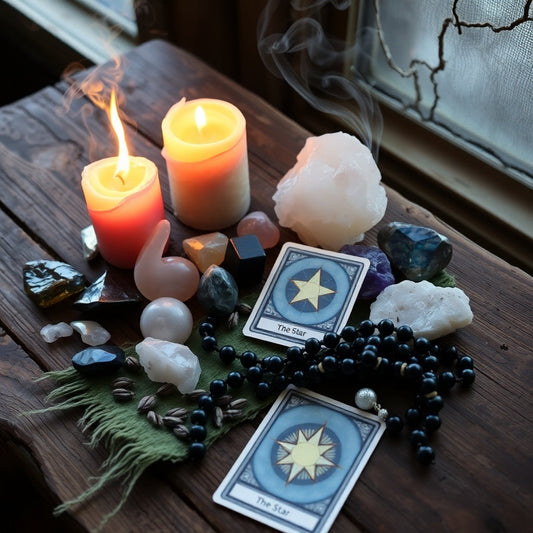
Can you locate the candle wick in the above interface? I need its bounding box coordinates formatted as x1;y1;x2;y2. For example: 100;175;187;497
114;172;126;186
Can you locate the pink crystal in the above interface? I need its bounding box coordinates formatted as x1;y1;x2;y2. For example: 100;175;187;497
237;211;280;249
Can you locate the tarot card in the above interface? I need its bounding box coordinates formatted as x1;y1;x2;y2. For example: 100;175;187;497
213;386;385;533
243;242;369;347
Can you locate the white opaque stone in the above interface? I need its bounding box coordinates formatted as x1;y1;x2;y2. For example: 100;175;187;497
140;297;193;344
369;280;474;340
136;337;201;393
134;219;200;301
40;322;73;343
70;320;111;346
273;132;387;250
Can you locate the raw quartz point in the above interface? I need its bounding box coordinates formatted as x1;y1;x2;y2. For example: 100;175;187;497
197;265;239;317
378;222;453;281
369;280;473;340
134;219;200;301
236;211;280;249
136;337;201;394
72;345;125;376
273;132;387;250
40;322;73;343
339;244;395;299
73;269;143;313
182;232;229;273
81;225;99;261
23;260;87;308
71;320;111;346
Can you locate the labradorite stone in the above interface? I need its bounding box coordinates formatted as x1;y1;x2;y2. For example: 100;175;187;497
377;222;452;281
339;244;395;299
72;345;125;376
197;265;239;317
23;260;87;308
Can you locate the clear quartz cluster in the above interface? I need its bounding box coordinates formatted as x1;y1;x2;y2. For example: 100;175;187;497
273;132;387;250
369;280;474;340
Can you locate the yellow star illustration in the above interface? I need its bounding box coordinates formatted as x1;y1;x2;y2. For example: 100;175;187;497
276;424;337;484
290;269;335;310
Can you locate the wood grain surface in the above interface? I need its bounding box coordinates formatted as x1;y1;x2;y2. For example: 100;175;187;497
0;40;531;532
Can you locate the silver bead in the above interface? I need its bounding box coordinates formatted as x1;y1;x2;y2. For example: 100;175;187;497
377;408;389;421
355;388;377;410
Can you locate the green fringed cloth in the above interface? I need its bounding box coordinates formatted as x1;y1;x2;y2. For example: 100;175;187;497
32;316;278;531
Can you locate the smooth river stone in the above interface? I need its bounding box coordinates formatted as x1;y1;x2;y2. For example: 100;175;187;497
369;280;473;340
236;211;280;249
136;337;201;393
340;244;395;299
378;222;452;281
23;260;87;308
197;265;239;316
182;232;228;273
72;345;125;376
40;322;74;343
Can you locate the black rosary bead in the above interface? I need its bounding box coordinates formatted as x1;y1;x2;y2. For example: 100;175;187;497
321;355;338;373
305;337;322;355
405;362;423;381
396;325;414;342
422;355;440;372
219;345;237;364
416;445;435;465
386;415;404;434
414;337;432;354
440;345;459;364
396;343;411;360
410;429;428;446
323;331;340;348
361;349;378;368
341;358;356;376
255;381;271;399
358;319;376;337
457;356;474;371
198;394;215;413
340;325;358;342
263;355;284;373
189;424;207;442
227;371;245;389
190;409;207;425
352;336;367;354
209;379;227;398
406;407;422;427
246;365;263;384
439;371;457;391
419;376;438;395
201;336;218;352
459;368;476;385
240;350;258;368
425;395;444;414
336;341;353;358
188;441;206;459
198;321;216;336
291;369;306;387
423;414;442;432
377;318;395;336
286;346;304;362
306;364;322;385
380;335;398;355
271;373;288;392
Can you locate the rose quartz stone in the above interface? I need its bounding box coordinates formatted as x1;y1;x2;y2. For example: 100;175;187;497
236;211;280;249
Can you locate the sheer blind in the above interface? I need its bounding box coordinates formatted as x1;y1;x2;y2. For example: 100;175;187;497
355;0;533;186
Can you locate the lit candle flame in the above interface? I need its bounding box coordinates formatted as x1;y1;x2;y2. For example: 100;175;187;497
195;105;207;134
109;90;130;184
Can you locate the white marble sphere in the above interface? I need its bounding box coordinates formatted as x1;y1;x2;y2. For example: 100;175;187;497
369;280;474;340
140;297;193;344
136;337;201;393
273;132;387;250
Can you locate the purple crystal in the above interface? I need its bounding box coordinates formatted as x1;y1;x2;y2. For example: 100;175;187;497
340;244;395;299
377;222;452;281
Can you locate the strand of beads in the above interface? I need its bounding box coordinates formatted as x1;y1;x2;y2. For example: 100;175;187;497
187;317;475;463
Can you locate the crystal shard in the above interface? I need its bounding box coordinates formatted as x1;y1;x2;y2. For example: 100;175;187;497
40;322;74;343
369;280;473;340
23;260;86;307
71;320;111;346
378;222;452;281
182;232;229;273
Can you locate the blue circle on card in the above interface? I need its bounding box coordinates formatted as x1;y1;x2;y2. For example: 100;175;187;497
251;405;362;504
272;258;350;326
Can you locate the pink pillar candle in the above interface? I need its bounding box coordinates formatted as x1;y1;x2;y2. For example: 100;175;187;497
161;98;250;230
81;156;165;269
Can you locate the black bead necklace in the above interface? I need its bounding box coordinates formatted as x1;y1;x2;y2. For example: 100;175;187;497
185;317;475;464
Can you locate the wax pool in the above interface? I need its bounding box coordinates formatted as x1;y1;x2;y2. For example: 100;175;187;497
81;156;165;269
161;98;250;230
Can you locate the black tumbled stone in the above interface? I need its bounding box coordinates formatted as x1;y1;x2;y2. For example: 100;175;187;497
72;345;125;376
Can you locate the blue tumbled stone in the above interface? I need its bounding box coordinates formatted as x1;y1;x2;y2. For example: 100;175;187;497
339;244;395;299
72;345;125;376
197;265;239;317
377;222;452;281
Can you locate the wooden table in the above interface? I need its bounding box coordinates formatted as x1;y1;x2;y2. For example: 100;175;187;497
0;40;531;533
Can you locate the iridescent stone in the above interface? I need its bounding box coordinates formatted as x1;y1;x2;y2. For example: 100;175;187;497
340;244;395;299
140;297;193;344
223;234;266;286
72;345;125;376
378;222;452;281
369;280;473;340
197;265;239;316
73;269;143;313
237;211;280;249
71;320;111;346
182;232;229;273
23;260;86;307
40;322;73;343
81;225;99;261
136;337;201;393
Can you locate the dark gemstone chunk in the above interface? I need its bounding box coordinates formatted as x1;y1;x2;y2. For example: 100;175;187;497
223;234;266;286
73;268;143;313
378;222;453;281
72;345;125;376
23;260;86;308
197;265;239;316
